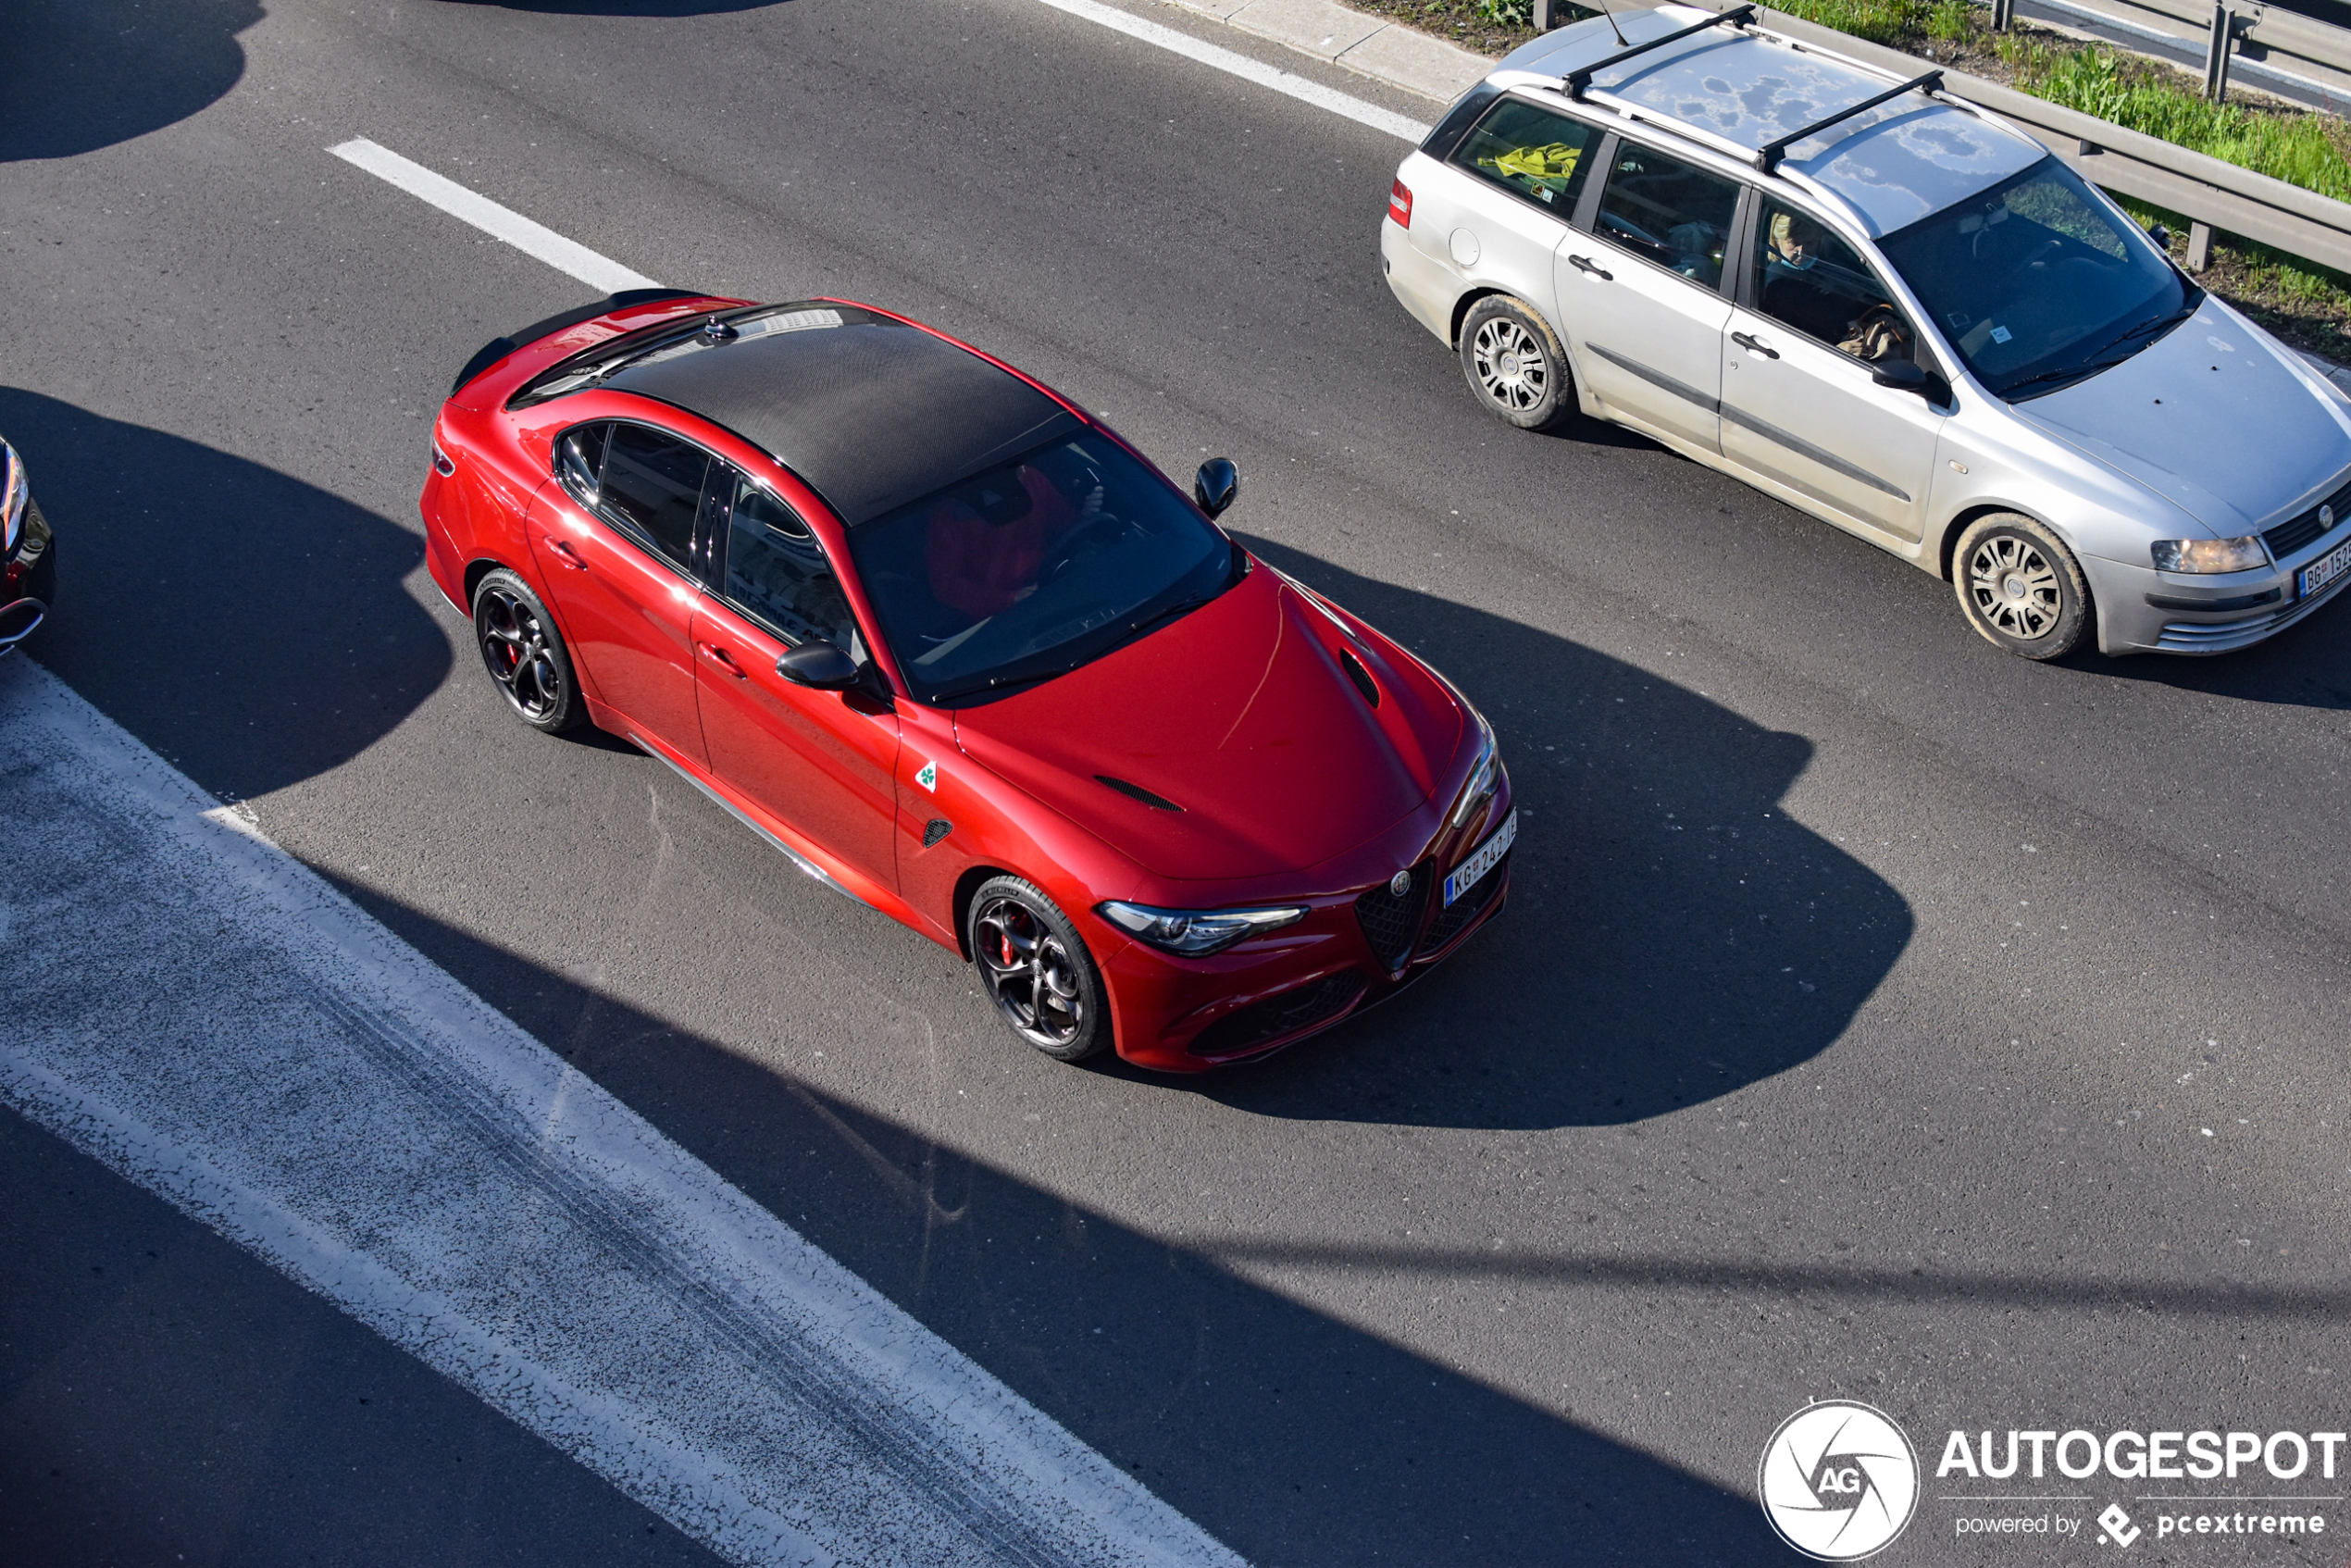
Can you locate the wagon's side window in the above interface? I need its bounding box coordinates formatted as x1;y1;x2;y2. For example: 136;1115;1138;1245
1751;196;1919;367
1592;141;1741;290
1450;99;1598;218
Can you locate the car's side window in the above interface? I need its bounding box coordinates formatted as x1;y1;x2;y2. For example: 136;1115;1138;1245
719;472;865;658
597;423;709;569
1450;99;1599;219
1752;197;1919;366
555;422;607;504
1593;142;1741;289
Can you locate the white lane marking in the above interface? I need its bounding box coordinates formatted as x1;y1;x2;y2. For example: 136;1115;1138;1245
329;137;660;293
1027;0;1431;142
0;659;1244;1568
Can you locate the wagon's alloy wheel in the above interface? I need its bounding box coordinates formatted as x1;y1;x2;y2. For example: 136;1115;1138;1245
1949;513;2090;661
471;567;585;733
1471;317;1550;413
1966;534;2063;641
481;588;564;719
965;877;1109;1062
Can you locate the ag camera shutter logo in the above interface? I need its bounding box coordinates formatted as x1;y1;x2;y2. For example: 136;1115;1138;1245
1760;1400;1921;1561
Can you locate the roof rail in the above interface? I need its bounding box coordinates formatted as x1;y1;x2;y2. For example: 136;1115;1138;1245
1753;68;1943;172
1564;5;1755;100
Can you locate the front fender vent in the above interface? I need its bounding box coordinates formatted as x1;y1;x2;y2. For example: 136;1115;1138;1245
1096;776;1182;812
1339;647;1381;707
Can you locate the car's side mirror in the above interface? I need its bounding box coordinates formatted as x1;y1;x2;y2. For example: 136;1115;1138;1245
776;640;860;690
1194;457;1239;519
1872;359;1932;394
2144;219;2172;250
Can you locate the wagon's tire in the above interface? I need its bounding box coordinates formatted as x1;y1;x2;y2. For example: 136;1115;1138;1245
472;568;584;733
1952;513;2091;660
1459;295;1574;433
967;876;1110;1062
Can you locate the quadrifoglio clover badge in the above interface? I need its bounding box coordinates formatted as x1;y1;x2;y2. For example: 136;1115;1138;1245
1760;1400;1922;1561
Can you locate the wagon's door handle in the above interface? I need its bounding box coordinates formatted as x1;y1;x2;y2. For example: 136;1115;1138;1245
1568;254;1613;280
697;641;746;677
547;539;587;569
1731;330;1780;359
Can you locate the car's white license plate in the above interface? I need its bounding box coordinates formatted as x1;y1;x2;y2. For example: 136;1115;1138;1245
2301;537;2351;599
1444;809;1516;908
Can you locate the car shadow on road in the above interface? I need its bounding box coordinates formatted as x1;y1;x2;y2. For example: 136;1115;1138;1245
2048;593;2351;709
1;0;260;164
0;390;451;800
1161;537;1914;1130
310;881;1788;1568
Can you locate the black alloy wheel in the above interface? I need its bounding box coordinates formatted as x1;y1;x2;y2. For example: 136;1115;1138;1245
1459;294;1575;433
473;568;583;733
1952;513;2091;660
967;876;1108;1062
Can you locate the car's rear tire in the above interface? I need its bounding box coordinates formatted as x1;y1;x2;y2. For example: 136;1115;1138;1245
472;568;584;733
1952;513;2091;660
967;876;1109;1062
1459;295;1574;433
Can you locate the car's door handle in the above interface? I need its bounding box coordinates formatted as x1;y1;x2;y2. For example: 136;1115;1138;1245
547;539;587;569
1731;331;1780;359
1568;254;1614;280
697;641;746;677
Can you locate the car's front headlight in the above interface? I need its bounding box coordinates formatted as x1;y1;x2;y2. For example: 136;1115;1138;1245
2;442;26;556
1449;709;1499;829
2151;535;2268;573
1096;900;1309;957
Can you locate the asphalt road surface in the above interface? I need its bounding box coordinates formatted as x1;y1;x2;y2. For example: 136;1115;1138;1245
5;0;2349;1563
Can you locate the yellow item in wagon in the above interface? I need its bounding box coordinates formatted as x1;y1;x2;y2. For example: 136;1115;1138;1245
1483;142;1583;193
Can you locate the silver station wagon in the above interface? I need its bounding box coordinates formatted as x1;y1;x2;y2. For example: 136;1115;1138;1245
1380;4;2351;657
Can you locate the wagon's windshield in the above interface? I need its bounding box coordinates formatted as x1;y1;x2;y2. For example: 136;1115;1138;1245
1878;157;2195;401
844;431;1238;706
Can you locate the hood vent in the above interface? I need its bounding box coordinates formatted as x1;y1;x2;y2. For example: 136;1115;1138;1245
1338;647;1381;707
1096;775;1183;812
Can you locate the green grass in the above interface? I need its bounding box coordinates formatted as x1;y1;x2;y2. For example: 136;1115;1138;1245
1996;38;2351;202
1767;0;1941;46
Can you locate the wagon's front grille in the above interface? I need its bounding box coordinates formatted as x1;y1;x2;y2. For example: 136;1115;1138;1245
2263;473;2351;560
1187;972;1367;1058
1354;865;1431;971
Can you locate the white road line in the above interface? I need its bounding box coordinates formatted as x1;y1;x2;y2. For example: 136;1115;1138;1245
1027;0;1432;142
330;137;661;293
0;658;1244;1568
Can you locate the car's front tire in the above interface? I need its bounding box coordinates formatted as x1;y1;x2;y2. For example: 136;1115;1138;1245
1459;295;1574;433
472;567;585;733
967;876;1109;1062
1952;513;2091;660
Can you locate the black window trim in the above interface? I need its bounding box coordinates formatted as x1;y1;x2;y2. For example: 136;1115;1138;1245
1446;92;1610;230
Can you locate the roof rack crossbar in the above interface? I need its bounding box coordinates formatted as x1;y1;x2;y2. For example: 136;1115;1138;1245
1754;68;1942;172
1564;5;1755;100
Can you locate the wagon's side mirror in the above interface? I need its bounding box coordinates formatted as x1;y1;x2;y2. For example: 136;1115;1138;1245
1194;457;1239;519
777;639;860;690
2144;218;2172;250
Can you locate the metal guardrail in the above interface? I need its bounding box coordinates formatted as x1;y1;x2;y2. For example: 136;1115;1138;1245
1687;3;2351;275
2025;0;2351;103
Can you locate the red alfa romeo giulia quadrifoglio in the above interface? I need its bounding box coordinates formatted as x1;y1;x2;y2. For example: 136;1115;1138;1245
422;292;1513;1070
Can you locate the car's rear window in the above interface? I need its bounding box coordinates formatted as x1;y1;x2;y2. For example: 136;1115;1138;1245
1452;99;1598;217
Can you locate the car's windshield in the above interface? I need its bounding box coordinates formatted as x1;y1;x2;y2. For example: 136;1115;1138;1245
1878;156;2193;401
844;431;1237;705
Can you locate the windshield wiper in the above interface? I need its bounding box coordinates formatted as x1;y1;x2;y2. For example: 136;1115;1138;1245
1095;591;1219;659
1998;358;2129;399
927;666;1068;705
2090;301;2198;359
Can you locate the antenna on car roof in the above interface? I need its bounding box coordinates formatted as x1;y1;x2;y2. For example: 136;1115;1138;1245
1586;0;1631;50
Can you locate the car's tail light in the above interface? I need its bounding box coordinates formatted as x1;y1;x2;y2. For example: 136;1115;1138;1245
1387;179;1412;229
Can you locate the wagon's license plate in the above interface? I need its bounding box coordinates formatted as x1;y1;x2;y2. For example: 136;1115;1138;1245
2301;537;2351;599
1444;809;1517;908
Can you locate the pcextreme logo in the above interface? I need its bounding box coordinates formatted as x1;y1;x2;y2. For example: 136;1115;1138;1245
1760;1400;1922;1561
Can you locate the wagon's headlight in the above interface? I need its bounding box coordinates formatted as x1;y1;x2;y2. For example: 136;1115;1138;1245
1096;901;1308;957
2;443;26;556
1449;709;1499;829
2151;535;2267;573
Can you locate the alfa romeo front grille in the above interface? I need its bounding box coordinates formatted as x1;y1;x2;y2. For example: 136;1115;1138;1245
1354;866;1431;970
